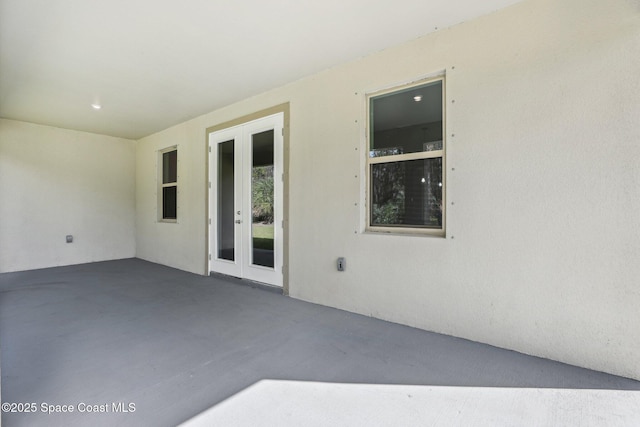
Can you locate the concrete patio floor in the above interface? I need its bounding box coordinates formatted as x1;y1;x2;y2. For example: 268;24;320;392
1;259;638;426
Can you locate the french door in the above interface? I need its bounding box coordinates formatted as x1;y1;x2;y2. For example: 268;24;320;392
208;113;283;287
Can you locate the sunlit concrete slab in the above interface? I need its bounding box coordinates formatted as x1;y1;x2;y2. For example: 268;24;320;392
182;380;640;427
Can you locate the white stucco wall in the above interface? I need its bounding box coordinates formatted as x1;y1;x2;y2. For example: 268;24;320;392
135;0;640;380
0;119;136;272
135;124;207;272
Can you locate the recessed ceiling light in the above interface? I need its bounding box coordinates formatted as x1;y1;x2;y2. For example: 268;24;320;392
413;95;422;102
91;103;102;110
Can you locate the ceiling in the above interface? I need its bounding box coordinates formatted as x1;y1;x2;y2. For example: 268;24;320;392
0;0;524;140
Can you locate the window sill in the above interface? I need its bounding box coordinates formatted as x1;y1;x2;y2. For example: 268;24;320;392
364;227;445;238
158;219;178;224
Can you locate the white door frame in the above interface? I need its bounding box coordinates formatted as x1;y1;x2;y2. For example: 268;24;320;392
208;112;284;287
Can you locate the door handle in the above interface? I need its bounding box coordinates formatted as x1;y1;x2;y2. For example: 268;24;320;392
235;220;242;224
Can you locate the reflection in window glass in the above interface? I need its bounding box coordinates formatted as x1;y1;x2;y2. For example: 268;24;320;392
218;140;235;261
162;186;177;219
162;150;177;184
160;147;178;221
251;130;275;268
371;158;442;228
368;77;445;232
370;80;442;157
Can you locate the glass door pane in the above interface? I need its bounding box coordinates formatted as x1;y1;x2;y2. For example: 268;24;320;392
217;140;235;261
250;130;274;268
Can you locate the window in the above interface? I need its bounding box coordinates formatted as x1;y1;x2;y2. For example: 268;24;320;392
159;146;177;221
367;77;445;235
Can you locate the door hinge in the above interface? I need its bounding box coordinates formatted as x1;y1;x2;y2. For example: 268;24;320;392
209;145;211;153
281;220;284;228
209;181;211;189
209;218;212;225
281;128;284;136
208;254;212;260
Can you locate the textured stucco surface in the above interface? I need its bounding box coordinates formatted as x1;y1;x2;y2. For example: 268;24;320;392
135;0;640;380
0;119;136;273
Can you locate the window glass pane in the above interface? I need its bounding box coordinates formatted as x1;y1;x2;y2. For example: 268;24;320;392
162;186;177;219
371;158;443;228
163;150;177;184
218;140;235;261
251;130;275;268
370;80;442;157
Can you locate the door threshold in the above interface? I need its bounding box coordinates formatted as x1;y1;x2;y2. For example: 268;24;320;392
209;271;283;295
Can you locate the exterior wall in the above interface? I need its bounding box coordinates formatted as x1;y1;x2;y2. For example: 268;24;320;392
0;119;136;272
135;0;640;380
135;124;207;272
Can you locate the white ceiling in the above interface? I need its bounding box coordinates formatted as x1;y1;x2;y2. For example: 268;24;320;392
0;0;524;140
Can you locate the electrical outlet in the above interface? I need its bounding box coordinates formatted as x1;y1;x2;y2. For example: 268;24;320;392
66;235;73;243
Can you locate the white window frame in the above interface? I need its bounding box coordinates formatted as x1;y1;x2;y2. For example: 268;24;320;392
158;145;178;223
365;76;446;236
